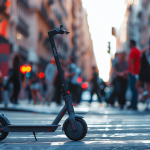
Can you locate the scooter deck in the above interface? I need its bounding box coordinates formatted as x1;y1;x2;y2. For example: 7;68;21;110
2;124;61;132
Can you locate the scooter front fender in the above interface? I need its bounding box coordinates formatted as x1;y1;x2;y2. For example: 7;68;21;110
62;115;84;131
0;114;11;125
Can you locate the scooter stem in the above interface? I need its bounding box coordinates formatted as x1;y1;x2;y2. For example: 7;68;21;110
47;26;76;131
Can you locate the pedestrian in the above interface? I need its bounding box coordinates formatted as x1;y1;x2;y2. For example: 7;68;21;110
53;59;75;105
114;52;128;109
23;67;32;104
42;78;47;98
136;43;150;102
44;58;57;105
106;53;119;106
53;59;66;105
28;69;43;105
68;57;82;105
128;40;141;110
89;66;101;105
98;78;107;102
7;54;22;104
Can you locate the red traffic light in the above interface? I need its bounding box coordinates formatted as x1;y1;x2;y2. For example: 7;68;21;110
82;82;88;90
26;65;31;73
20;65;26;74
77;77;82;83
20;65;32;74
39;72;45;79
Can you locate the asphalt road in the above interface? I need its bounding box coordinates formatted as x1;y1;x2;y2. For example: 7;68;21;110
0;109;150;150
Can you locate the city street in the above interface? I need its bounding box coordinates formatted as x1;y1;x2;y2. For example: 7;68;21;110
1;0;150;149
0;105;150;150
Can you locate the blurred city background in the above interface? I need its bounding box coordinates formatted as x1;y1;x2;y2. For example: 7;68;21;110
1;0;150;149
0;0;150;112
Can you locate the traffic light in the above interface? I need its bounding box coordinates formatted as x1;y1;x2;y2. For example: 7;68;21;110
20;65;32;74
26;65;31;73
107;42;111;54
20;65;26;74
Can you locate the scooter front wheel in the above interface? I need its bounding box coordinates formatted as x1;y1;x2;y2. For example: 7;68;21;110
0;118;9;141
64;117;87;141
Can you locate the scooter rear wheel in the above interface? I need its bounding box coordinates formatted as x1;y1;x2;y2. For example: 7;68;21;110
64;117;87;141
0;118;9;141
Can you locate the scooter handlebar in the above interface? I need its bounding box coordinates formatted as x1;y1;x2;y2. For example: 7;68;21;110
55;25;70;35
47;24;69;51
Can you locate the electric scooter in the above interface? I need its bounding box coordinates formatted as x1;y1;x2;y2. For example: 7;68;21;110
0;25;88;141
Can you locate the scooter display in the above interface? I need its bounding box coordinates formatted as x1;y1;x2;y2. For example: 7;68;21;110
0;25;88;141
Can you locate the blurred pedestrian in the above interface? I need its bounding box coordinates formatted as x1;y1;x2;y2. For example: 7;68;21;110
114;52;128;109
26;86;32;103
42;78;47;98
68;57;82;105
98;78;107;102
6;54;22;104
28;69;43;105
128;40;141;110
89;66;101;105
106;53;119;106
136;43;150;102
44;58;57;105
23;68;32;103
53;59;66;105
53;59;75;105
0;71;3;103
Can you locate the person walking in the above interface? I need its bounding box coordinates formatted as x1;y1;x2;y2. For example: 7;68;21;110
98;77;107;102
128;40;141;110
28;69;43;105
44;58;57;105
114;52;128;109
53;59;74;105
6;54;22;104
89;66;101;105
106;53;119;106
67;57;79;105
69;64;82;104
136;44;150;102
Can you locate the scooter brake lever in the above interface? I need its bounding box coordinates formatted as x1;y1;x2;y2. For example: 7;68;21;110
66;31;70;34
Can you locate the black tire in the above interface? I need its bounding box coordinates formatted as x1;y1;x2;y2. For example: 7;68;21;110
64;117;87;141
0;118;9;141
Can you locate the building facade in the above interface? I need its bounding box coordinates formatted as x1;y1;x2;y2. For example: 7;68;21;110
0;0;96;80
9;0;29;64
118;0;150;54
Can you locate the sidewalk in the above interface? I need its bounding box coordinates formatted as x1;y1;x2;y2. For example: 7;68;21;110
0;99;149;115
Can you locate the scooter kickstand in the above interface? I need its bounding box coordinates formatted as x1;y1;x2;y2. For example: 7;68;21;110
33;132;38;141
